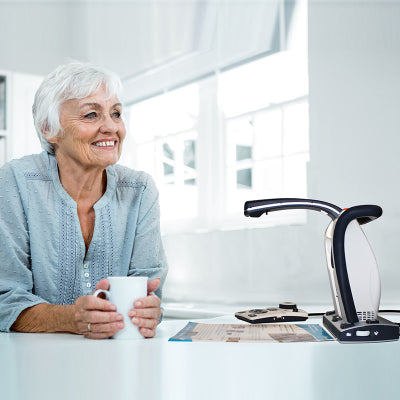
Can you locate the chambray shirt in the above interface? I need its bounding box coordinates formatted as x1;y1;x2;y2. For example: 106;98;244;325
0;152;168;332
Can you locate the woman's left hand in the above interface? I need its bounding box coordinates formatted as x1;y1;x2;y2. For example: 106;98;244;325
127;278;162;338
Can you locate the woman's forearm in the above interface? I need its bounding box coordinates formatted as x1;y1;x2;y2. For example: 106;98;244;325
11;303;78;334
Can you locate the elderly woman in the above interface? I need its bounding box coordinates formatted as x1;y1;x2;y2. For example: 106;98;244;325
0;62;168;339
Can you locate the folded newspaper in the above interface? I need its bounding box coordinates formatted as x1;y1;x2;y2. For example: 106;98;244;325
169;322;333;343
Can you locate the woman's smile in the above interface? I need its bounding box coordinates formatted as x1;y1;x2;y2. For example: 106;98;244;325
92;139;118;148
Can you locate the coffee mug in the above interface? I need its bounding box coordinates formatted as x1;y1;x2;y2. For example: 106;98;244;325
93;276;148;340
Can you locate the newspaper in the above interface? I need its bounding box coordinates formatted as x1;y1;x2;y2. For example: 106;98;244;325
169;322;333;343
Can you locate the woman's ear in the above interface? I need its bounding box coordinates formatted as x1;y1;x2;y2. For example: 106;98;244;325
46;134;58;145
43;124;59;145
42;122;52;140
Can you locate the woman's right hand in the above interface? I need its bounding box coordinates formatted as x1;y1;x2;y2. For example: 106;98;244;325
73;279;125;339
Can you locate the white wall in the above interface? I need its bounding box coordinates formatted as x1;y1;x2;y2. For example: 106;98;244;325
161;0;400;308
0;1;88;75
307;0;400;304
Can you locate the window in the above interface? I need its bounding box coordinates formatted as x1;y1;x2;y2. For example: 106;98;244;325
122;0;309;233
223;100;309;216
219;51;309;219
124;49;309;232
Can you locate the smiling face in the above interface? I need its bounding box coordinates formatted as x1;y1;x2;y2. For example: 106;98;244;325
48;85;126;171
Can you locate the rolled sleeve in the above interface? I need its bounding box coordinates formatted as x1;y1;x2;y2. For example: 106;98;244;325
0;164;47;332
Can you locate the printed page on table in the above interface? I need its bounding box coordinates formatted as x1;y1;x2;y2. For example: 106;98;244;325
169;323;334;343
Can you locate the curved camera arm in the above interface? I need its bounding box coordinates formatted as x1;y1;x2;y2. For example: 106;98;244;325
244;198;342;220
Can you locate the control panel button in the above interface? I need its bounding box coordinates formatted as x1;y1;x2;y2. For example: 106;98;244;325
340;322;354;329
279;302;298;312
356;330;370;337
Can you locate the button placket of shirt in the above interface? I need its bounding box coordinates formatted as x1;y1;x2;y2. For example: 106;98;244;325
83;262;91;289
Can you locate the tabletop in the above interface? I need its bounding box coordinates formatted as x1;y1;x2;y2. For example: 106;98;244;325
1;314;399;400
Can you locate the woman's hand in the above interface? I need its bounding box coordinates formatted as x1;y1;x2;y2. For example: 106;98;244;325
74;279;124;339
127;278;162;338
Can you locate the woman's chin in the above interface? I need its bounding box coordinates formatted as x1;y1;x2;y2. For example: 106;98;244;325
90;150;120;167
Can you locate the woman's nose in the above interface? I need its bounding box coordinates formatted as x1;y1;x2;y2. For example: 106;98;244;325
99;114;118;134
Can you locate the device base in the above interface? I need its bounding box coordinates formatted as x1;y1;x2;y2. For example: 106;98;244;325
323;314;399;343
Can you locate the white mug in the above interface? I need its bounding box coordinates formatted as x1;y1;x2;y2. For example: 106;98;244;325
93;276;148;340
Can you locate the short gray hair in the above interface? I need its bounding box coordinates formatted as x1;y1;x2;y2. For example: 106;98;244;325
32;61;123;154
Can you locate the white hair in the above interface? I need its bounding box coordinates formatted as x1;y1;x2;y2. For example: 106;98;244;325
32;61;123;154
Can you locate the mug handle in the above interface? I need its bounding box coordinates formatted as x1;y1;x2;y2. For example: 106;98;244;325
92;289;110;300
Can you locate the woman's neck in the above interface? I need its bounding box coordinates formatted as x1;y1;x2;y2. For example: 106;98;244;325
55;154;107;207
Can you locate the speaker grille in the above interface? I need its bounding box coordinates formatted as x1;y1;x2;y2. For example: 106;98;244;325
357;311;376;321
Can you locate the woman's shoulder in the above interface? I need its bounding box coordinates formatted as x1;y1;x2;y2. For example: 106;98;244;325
112;164;156;189
1;152;50;179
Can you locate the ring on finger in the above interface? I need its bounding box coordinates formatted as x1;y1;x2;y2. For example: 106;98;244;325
87;322;91;332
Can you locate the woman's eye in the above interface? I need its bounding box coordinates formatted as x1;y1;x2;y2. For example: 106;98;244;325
84;112;97;119
112;111;121;118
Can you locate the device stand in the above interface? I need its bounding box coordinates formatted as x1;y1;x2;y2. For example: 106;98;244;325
323;312;399;343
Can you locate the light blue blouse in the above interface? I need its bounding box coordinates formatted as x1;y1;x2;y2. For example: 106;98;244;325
0;152;168;332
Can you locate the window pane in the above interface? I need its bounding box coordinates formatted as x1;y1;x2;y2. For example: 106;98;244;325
184;140;196;169
184;178;196;186
163;142;174;161
159;132;197;219
237;168;252;189
253;109;282;160
253;158;283;196
163;162;174;176
236;144;252;162
226;116;253;167
226;166;252;214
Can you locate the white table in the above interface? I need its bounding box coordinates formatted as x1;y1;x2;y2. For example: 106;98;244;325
1;315;399;400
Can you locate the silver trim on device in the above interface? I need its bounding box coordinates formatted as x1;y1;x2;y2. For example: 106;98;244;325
246;201;342;218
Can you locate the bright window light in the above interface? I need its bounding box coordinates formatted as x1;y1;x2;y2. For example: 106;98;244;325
127;84;199;222
219;53;309;217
